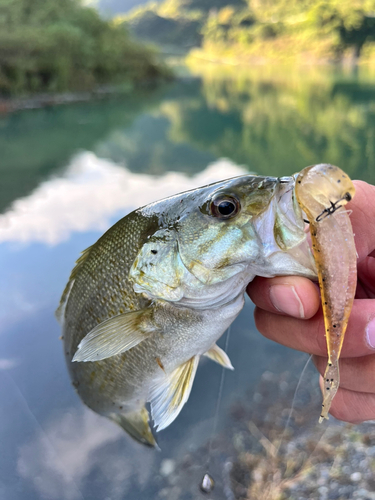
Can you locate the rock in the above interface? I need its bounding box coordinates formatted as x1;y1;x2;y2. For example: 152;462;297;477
160;459;175;477
354;488;370;498
350;471;362;482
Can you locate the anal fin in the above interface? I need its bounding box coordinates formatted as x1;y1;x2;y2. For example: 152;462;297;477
149;356;199;431
204;343;234;370
109;407;157;447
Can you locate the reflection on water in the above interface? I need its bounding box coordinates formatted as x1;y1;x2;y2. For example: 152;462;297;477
182;65;375;183
0;89;167;214
17;407;155;500
0;154;245;245
2;66;374;216
1;65;375;500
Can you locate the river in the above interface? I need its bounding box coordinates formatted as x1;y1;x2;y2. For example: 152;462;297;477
0;63;374;500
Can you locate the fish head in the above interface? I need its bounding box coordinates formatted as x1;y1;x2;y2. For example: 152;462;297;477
174;175;278;285
130;174;316;305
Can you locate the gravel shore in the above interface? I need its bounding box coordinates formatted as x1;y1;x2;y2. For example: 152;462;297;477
156;368;375;500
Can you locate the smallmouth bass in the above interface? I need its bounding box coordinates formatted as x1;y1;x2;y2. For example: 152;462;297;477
57;168;353;446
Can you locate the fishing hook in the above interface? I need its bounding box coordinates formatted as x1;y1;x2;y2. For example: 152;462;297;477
316;192;352;222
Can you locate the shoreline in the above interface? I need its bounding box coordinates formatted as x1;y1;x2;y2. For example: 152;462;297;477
157;369;375;500
186;50;370;70
0;87;118;115
0;76;173;115
2;54;375;115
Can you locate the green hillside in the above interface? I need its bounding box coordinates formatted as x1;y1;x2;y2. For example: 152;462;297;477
0;0;170;96
121;0;246;48
120;0;375;63
121;8;203;48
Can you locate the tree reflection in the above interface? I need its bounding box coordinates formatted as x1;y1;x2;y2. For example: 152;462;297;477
2;65;374;216
163;65;375;184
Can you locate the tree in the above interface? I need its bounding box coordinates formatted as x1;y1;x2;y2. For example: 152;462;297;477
0;0;169;95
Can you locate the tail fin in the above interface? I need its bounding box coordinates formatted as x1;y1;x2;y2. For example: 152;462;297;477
109;407;157;447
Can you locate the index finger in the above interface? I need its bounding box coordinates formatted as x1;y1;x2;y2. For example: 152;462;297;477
349;180;375;261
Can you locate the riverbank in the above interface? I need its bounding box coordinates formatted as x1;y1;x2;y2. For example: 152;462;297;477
156;368;375;500
0;87;118;114
187;38;375;69
0;77;172;115
0;0;172;99
123;0;375;75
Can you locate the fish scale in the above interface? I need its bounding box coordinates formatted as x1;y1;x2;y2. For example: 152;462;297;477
63;213;158;415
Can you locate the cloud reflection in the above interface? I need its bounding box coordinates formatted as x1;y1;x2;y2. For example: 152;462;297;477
0;152;246;245
0;358;19;370
17;407;156;500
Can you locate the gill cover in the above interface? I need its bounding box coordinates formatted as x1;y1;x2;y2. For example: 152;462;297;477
130;182;264;296
129;228;186;301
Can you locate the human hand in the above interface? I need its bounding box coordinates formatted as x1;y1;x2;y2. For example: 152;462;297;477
247;180;375;423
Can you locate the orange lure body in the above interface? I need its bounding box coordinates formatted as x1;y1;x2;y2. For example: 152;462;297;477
295;164;357;422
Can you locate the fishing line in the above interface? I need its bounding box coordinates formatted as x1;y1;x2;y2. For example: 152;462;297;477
276;353;312;455
200;326;232;494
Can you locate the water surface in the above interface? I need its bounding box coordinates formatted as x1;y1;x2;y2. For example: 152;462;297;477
1;64;374;500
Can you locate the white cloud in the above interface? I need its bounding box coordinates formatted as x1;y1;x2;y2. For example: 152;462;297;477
0;153;246;245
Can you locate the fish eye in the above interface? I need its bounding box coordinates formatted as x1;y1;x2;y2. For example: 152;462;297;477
210;194;240;219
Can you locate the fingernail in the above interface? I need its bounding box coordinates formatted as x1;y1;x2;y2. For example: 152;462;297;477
269;285;305;318
366;317;375;348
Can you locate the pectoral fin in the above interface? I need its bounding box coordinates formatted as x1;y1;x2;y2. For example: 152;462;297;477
149;356;199;431
73;308;158;362
204;344;234;370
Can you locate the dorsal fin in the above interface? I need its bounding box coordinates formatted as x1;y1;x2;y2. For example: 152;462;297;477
55;245;93;322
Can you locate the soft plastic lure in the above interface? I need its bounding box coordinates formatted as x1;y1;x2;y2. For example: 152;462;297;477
295;164;357;422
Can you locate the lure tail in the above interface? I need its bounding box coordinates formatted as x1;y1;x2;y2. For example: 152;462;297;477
319;359;339;423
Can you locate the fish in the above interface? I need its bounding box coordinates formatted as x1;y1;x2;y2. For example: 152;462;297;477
57;173;318;447
295;164;357;422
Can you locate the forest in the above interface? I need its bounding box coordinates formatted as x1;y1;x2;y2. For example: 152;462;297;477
123;0;375;63
4;0;375;96
0;0;169;95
